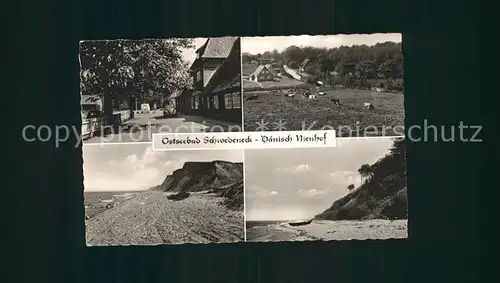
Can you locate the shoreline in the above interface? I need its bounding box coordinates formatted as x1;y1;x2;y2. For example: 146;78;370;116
246;219;408;242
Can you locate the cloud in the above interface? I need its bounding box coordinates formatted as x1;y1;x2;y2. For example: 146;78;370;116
329;170;361;185
276;164;312;173
84;146;244;192
247;186;280;198
84;146;167;192
242;33;402;55
297;188;329;197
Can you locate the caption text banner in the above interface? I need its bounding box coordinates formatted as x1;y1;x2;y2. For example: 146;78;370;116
152;130;337;151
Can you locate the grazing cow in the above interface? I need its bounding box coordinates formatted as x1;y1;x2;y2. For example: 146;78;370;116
303;92;316;99
331;98;341;106
286;92;295;97
363;102;375;110
318;92;326;96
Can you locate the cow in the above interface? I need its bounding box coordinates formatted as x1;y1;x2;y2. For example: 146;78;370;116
286;91;295;98
303;92;316;99
363;102;375;110
331;98;341;106
318;92;326;96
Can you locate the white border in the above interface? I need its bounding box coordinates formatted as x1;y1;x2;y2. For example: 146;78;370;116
240;37;245;132
242;148;247;241
83;141;152;146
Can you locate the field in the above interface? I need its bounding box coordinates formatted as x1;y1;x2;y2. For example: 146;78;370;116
243;88;404;137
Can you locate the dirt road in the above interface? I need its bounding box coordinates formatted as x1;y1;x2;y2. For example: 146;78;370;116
85;191;244;246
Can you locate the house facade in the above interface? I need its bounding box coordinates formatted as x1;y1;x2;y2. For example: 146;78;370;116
248;65;274;82
176;37;242;124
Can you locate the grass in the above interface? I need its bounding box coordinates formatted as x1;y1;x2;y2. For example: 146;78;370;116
243;88;404;137
259;78;309;89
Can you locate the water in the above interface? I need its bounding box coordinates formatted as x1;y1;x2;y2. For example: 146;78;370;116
246;220;287;229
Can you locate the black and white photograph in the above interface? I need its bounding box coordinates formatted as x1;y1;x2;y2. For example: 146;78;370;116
244;137;407;242
241;34;404;137
83;144;245;246
79;36;243;144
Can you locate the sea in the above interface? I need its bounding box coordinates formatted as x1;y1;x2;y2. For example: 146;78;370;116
245;220;288;229
84;190;143;219
245;220;300;241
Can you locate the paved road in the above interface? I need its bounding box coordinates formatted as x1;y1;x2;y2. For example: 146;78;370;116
84;110;242;144
85;191;244;246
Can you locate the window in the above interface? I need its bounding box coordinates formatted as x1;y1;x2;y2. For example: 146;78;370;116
213;95;219;109
196;71;202;83
206;97;211;109
232;92;241;109
224;93;233;109
192;95;199;110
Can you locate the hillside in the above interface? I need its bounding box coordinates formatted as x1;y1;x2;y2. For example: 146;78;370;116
150;160;244;210
315;138;407;220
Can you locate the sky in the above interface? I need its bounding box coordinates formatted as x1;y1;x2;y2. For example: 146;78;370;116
244;138;396;221
82;144;243;192
242;33;401;55
180;37;207;66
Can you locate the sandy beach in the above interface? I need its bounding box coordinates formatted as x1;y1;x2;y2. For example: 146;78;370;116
85;191;244;246
246;219;408;242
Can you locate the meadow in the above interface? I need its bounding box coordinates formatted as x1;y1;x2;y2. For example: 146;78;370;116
243;88;404;137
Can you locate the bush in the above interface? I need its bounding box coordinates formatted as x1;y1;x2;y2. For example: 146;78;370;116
381;193;407;219
336;208;349;220
384;79;404;92
346;205;370;220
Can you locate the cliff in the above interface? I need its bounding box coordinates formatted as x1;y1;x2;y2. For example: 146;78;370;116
151;160;244;210
315;138;407;220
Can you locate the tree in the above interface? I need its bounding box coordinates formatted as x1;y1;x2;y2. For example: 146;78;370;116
378;59;398;79
358;164;373;185
355;60;377;80
347;184;355;192
79;38;194;122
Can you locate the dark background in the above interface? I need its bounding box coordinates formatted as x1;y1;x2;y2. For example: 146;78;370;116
10;0;485;282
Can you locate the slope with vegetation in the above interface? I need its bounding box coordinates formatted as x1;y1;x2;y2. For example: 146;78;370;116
315;138;407;220
150;160;244;210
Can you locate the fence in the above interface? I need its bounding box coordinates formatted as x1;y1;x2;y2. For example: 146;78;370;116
82;110;132;138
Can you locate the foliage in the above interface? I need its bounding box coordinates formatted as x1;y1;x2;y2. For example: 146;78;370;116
79;38;194;113
242;41;403;91
347;184;355;191
315;138;407;220
358;163;373;185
